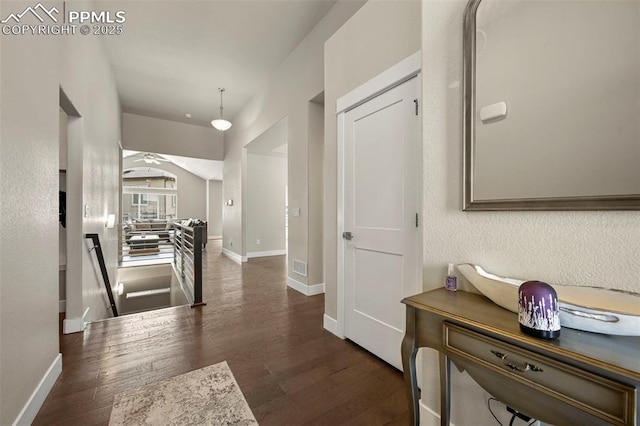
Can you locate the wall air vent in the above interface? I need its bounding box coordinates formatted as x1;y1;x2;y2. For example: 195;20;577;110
293;259;307;277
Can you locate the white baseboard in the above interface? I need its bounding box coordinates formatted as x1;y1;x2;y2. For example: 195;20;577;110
63;307;90;334
208;235;222;240
12;353;62;426
287;277;325;296
307;282;325;295
247;249;286;259
419;399;448;426
323;314;343;338
222;248;247;264
59;299;66;313
307;283;324;296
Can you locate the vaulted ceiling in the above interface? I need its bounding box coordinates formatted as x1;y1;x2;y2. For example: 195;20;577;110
123;150;224;181
100;1;337;128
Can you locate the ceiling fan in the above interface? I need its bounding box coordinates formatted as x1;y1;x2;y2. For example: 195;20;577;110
133;153;170;165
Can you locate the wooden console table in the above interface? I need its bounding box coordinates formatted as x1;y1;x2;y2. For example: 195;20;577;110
401;288;640;425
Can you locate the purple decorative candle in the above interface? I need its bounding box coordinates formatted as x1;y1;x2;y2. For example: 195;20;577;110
518;281;560;339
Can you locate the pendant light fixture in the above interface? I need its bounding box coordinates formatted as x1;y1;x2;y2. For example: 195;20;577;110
211;87;232;131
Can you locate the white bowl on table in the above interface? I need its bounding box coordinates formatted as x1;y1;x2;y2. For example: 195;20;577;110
457;264;640;336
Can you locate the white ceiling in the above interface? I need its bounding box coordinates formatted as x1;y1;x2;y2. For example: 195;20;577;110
100;0;337;128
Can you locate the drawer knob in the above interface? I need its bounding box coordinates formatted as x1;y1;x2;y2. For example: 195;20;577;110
490;349;544;373
490;350;506;359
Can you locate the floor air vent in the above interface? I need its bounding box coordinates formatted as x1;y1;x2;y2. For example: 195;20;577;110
293;259;307;277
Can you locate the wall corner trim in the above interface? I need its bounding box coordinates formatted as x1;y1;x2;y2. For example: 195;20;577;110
12;353;62;426
287;277;325;296
323;314;344;338
222;248;247;264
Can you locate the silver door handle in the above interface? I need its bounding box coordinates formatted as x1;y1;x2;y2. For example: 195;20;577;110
342;231;353;240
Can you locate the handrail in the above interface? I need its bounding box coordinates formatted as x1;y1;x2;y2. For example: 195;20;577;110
172;222;206;307
85;233;119;317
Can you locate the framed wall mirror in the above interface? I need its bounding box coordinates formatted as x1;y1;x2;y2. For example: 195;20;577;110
463;0;640;210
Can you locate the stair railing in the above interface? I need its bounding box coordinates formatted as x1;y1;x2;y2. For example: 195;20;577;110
172;222;206;307
85;233;119;317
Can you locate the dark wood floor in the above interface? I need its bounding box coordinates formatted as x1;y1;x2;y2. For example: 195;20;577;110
35;240;409;425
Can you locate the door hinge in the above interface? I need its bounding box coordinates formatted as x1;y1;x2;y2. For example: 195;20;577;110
415;213;419;227
414;99;419;116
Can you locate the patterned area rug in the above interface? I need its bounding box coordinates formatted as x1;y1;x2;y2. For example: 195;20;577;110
109;361;258;425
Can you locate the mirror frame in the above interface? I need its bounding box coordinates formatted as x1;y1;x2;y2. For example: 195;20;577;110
462;0;640;211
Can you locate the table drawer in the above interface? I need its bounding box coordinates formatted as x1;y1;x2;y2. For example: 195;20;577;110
443;322;636;425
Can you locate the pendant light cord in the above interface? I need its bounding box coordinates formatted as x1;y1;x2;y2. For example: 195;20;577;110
219;88;225;119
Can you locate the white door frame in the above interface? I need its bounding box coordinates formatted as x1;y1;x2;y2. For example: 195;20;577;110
336;51;422;338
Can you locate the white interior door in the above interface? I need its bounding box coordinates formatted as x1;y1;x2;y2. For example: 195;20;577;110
343;76;421;370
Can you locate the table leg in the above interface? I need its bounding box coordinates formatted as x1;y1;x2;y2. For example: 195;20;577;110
402;305;420;426
439;353;451;426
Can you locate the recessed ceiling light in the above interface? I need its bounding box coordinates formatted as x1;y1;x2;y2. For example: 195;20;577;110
185;113;192;118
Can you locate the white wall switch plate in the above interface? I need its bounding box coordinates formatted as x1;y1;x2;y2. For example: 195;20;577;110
480;101;507;123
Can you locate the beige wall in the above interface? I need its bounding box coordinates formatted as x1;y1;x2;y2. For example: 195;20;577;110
1;0;122;422
246;153;287;254
61;23;122;326
223;1;366;276
420;0;640;423
208;180;223;237
308;101;324;285
122;112;224;161
323;0;422;318
0;13;61;424
123;156;206;220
